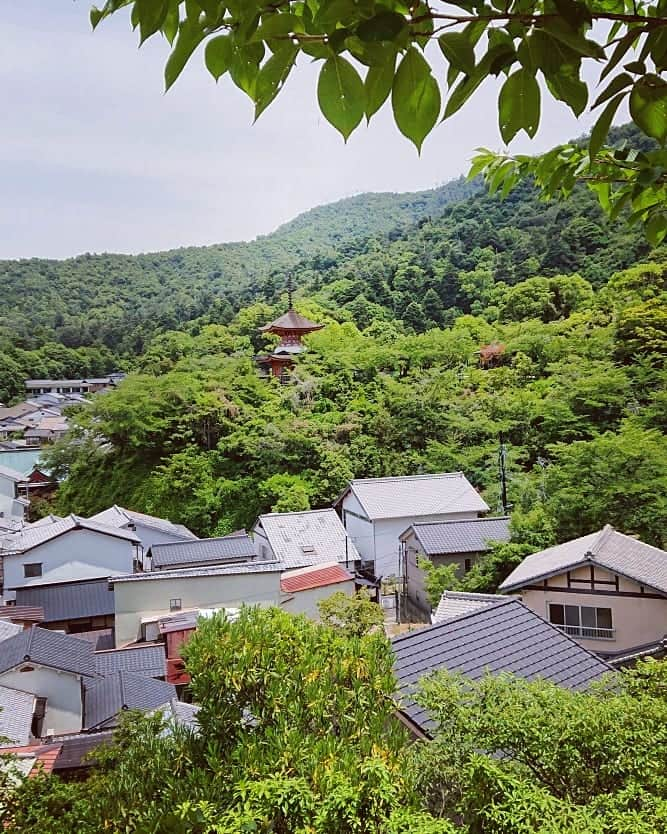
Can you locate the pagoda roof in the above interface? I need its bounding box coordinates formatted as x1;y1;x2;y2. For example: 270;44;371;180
259;309;324;333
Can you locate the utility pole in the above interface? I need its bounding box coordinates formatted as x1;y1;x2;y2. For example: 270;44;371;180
499;432;510;515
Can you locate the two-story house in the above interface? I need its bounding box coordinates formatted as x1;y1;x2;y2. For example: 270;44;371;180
90;505;198;555
335;473;489;579
0;463;29;527
499;525;667;659
400;516;511;614
0;515;141;602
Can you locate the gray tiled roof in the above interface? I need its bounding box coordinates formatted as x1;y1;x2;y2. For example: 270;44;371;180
432;591;509;624
0;685;34;747
110;559;286;584
150;532;255;570
95;645;166;679
84;672;176;730
0;620;23;643
91;506;197;541
0;514;140;555
392;599;612;734
408;517;510;556
344;473;489;520
499;525;667;594
256;508;360;568
0;463;26;482
0;626;96;677
16;579;114;623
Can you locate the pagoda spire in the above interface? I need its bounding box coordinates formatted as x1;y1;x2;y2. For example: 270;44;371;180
287;273;294;310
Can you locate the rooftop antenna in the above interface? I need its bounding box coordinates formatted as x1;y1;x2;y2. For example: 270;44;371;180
287;273;294;310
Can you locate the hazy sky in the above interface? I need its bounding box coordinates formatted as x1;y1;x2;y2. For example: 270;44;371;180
1;4;619;260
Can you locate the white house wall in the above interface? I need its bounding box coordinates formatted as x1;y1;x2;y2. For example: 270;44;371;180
342;493;481;578
0;665;83;735
113;571;284;647
3;529;136;597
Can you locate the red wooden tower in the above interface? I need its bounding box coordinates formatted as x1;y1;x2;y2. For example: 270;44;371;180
256;304;324;381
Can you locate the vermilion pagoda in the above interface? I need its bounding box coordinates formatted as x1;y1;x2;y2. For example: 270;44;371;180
256;306;324;381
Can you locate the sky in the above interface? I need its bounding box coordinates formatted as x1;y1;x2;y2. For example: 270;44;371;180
1;3;616;260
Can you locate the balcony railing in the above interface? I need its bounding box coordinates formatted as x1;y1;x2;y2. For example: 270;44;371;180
554;624;615;640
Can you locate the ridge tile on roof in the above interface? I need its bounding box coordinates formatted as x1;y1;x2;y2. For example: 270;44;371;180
150;532;256;570
409;516;511;556
345;472;489;520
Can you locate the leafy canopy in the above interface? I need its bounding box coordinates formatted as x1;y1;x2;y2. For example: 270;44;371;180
90;0;667;240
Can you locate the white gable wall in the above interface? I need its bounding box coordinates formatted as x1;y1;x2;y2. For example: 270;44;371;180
0;664;83;735
3;528;136;599
282;579;356;620
341;488;481;578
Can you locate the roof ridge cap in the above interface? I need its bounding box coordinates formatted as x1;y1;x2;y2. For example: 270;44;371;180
414;516;510;528
354;472;462;484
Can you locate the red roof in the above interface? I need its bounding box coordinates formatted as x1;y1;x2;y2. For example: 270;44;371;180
259;309;324;334
1;743;62;776
0;605;44;624
280;564;354;594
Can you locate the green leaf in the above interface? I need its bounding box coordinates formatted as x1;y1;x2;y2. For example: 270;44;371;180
543;21;605;58
592;72;633;108
498;68;541;143
443;46;508;119
600;29;640;82
229;43;264;98
547;69;588;116
365;57;396;121
589;92;626;161
135;0;169;44
645;211;667;246
254;46;298;120
357;11;407;43
252;13;300;41
205;35;234;81
165;20;205;91
438;33;475;75
317;56;365;141
392;46;441;152
629;76;667;144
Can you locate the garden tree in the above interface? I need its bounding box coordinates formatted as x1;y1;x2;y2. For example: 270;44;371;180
91;1;667;241
544;422;667;547
409;661;667;833
317;588;385;636
417;559;461;608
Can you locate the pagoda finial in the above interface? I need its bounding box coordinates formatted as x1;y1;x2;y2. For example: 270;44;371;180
287;273;294;310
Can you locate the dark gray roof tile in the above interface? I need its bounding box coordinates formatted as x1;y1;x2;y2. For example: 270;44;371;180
94;644;166;679
409;517;511;556
16;579;114;623
392;600;612;733
0;625;96;677
149;532;256;570
84;671;176;730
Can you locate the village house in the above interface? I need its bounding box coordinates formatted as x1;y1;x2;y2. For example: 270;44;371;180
15;578;115;636
0;515;141;601
90;505;198;555
335;473;489;580
401;516;511;615
24;376;123;396
252;508;360;570
392;596;612;738
0;463;29;528
499;525;667;659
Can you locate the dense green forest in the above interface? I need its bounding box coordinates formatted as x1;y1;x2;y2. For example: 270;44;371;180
3;125;665;554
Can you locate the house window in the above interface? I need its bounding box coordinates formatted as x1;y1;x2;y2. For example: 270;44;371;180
548;604;614;639
169;598;182;612
23;563;42;578
464;558;472;573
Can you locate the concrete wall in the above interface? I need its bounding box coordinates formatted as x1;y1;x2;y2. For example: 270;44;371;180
0;474;16;500
341;490;480;579
0;664;83;735
520;564;667;653
4;528;136;597
282;579;356;620
113;570;284;646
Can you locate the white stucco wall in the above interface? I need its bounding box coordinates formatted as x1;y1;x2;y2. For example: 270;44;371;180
0;474;16;500
113;570;284;647
282;579;356;620
0;664;83;735
520;565;667;653
403;530;482;611
341;490;480;579
4;528;136;596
